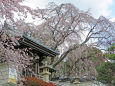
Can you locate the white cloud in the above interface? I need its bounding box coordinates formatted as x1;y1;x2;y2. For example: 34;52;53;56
22;0;40;9
74;0;113;18
23;0;113;18
110;18;115;22
23;0;51;9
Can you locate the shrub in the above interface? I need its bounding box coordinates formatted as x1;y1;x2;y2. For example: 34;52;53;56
24;77;57;86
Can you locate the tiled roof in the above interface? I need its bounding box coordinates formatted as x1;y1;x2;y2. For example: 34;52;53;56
19;34;59;57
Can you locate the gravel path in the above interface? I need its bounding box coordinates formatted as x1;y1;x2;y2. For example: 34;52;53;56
80;82;106;86
51;81;107;86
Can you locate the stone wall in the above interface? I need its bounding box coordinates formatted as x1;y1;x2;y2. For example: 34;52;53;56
0;62;9;85
0;62;17;85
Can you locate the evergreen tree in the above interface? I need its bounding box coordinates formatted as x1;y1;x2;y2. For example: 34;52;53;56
97;44;115;86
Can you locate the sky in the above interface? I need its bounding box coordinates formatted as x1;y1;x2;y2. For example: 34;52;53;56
23;0;115;20
22;0;115;51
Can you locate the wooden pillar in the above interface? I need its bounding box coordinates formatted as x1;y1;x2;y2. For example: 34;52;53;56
37;63;39;74
35;63;39;76
35;63;38;74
